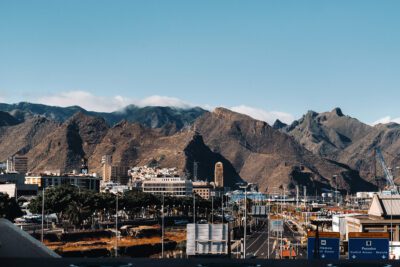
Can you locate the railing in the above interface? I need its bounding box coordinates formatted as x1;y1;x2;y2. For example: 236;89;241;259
1;258;399;267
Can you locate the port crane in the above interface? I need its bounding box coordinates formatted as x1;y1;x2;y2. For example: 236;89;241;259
375;148;399;194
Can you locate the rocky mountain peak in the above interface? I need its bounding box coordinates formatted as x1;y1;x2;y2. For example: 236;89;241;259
331;107;344;117
273;119;288;130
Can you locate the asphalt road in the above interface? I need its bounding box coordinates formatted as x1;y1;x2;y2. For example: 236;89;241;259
245;219;276;259
244;218;307;259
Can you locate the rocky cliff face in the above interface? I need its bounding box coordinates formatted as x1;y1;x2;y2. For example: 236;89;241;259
0;116;59;161
26;113;109;172
0;106;383;192
194;108;375;193
281;108;372;158
280;108;400;186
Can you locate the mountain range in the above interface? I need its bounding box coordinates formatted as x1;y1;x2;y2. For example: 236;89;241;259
1;102;398;193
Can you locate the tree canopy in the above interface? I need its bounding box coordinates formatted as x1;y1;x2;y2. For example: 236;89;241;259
0;193;23;221
27;185;219;228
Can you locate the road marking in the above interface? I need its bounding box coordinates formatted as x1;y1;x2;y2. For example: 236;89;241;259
253;235;269;256
247;230;267;250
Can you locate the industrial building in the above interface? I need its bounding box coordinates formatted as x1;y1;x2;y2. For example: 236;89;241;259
345;194;400;241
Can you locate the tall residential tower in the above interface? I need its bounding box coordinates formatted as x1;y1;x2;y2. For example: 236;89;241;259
214;162;224;188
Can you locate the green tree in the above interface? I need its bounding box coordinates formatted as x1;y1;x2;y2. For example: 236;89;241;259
122;190;160;217
0;193;23;221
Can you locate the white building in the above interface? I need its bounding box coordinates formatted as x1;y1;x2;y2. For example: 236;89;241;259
0;184;17;198
142;177;193;197
332;213;362;239
102;182;129;194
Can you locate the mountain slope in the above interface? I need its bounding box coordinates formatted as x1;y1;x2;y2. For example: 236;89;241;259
27;113;109;172
0;111;20;127
282;108;372;158
280;108;400;186
194;108;375;193
339;123;400;183
0;116;59;161
23;114;242;187
89;122;242;187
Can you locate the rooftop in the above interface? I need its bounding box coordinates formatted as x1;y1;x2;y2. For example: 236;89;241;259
368;193;400;218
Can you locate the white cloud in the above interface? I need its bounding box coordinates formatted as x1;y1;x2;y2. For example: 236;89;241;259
37;91;193;112
229;105;294;125
371;116;400;126
135;95;192;109
0;92;6;103
34;91;295;125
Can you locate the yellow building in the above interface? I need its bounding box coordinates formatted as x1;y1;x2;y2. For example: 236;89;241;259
193;181;213;200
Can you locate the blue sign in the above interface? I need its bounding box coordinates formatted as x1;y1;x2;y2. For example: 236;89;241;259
307;237;340;260
348;238;389;260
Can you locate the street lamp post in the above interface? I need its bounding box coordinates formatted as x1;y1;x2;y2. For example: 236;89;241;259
193;192;196;223
41;185;54;243
115;192;119;258
162;193;165;258
243;186;247;259
333;175;338;205
211;191;214;224
41;187;45;243
238;183;253;259
267;202;270;259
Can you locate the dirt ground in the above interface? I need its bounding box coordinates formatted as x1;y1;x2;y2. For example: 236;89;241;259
45;228;186;252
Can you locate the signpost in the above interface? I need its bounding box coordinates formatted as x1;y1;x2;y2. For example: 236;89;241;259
269;219;284;232
348;232;389;260
252;205;268;216
307;232;340;260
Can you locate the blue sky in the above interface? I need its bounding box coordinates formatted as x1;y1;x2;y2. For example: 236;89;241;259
1;1;400;124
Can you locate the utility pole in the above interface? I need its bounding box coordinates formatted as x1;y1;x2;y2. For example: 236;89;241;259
281;188;285;259
333;175;338;205
244;186;247;259
193;161;198;182
267;202;270;259
238;183;252;259
211;191;214;224
115;192;118;258
162;193;165;258
41;187;45;243
221;192;224;224
296;185;299;208
193;192;196;223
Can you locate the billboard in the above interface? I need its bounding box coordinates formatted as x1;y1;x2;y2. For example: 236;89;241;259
348;232;389;260
251;205;268;216
307;232;340;260
269;219;284;232
186;223;228;256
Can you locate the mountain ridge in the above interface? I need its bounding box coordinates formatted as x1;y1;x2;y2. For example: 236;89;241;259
0;102;207;131
0;104;391;192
